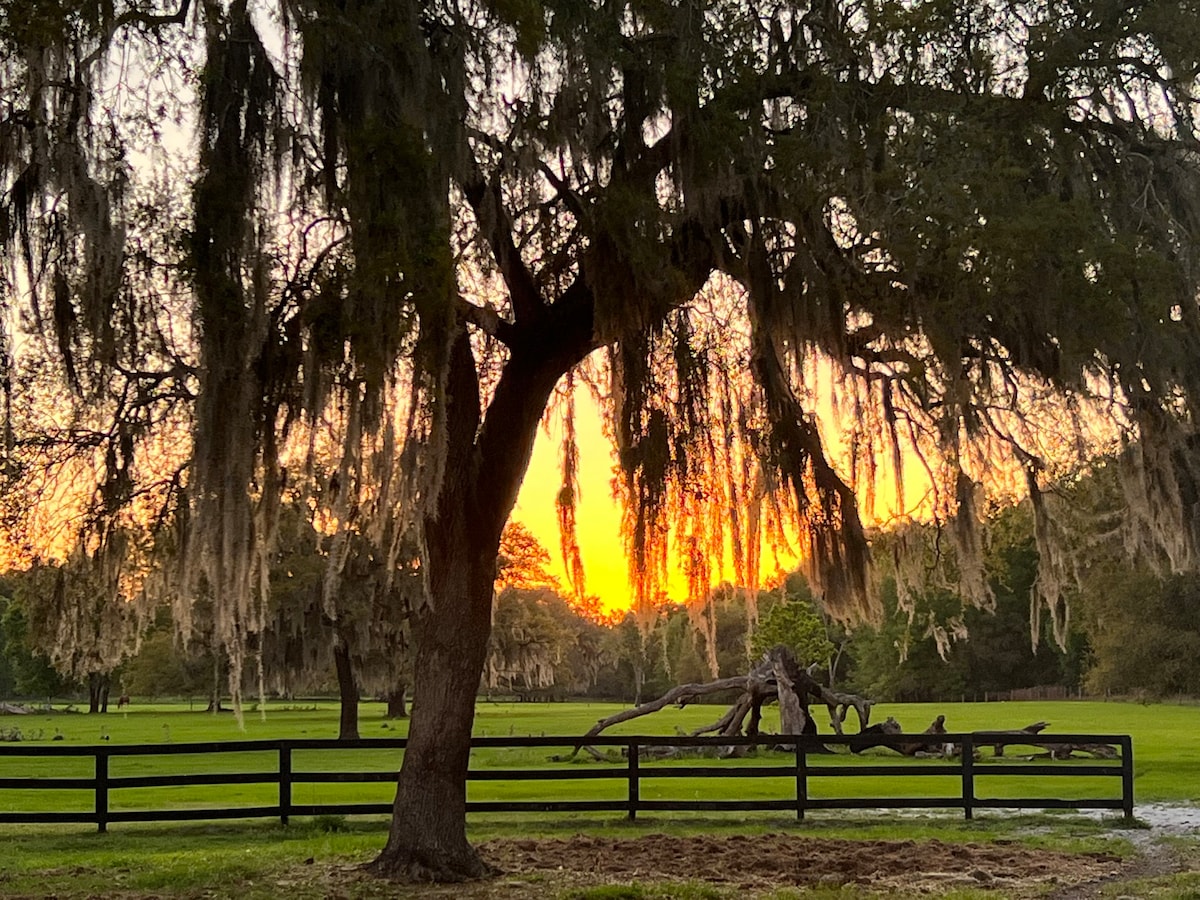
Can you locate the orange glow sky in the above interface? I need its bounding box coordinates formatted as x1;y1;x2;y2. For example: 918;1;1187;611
510;366;950;616
511;391;811;616
511;393;641;614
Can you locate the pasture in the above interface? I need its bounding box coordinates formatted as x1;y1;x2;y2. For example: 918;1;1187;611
1;698;1197;808
0;698;1198;897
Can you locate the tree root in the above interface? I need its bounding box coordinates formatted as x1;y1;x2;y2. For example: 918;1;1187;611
362;847;498;883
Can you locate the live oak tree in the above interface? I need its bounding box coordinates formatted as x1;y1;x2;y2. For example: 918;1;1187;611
9;555;147;712
485;586;607;698
260;504;412;738
4;0;1200;883
1025;458;1200;697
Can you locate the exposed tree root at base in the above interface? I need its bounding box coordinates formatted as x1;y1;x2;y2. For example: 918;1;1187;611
361;848;498;883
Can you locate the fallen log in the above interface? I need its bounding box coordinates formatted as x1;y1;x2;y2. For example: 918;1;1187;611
579;670;769;743
771;649;809;737
687;661;777;738
902;714;949;757
985;722;1119;759
1030;743;1120;760
848;717;902;753
567;647;874;760
822;688;873;736
849;715;948;756
986;721;1050;756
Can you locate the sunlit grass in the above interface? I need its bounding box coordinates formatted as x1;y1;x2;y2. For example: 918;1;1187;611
0;697;1189;900
0;698;1194;819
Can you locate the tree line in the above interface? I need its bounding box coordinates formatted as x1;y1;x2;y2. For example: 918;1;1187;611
7;497;1200;714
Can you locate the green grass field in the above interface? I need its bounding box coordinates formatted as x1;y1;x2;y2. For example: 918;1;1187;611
0;698;1196;815
1;699;1197;898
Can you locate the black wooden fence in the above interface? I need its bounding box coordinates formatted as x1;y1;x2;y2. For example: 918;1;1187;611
0;732;1133;832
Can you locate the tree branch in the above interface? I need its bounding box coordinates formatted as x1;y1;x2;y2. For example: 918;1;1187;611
460;166;546;326
580;675;758;740
472;277;599;536
455;295;515;345
81;0;193;70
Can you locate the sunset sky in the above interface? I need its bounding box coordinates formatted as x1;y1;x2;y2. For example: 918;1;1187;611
511;389;811;616
511;362;966;616
510;392;642;615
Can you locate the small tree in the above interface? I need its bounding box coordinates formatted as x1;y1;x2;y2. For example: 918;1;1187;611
0;592;71;701
751;598;835;674
121;629;212;701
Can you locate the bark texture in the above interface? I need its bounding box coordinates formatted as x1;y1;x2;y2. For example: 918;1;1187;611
366;562;496;880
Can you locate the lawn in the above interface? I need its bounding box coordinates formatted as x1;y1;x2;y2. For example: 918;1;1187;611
1;698;1197;898
0;698;1196;815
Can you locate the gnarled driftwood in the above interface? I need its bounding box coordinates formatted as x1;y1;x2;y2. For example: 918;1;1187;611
568;646;874;760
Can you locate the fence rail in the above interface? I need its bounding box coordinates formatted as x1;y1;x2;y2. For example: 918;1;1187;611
0;732;1133;831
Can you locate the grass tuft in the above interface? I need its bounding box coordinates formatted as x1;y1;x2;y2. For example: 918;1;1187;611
311;814;349;833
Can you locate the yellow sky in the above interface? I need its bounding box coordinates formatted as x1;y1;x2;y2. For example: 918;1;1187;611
512;391;811;616
511;393;637;614
510;363;951;616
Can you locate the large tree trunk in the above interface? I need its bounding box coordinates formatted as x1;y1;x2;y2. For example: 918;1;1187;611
333;630;360;741
366;322;579;881
357;95;601;870
366;544;496;881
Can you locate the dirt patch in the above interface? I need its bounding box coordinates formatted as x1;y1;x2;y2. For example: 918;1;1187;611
482;834;1123;894
318;834;1129;897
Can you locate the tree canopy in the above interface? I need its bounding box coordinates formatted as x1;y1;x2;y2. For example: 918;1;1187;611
3;0;1200;881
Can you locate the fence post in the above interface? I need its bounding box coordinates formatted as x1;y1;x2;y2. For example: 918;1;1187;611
795;740;808;821
1121;736;1134;819
961;735;975;821
95;749;109;833
279;744;292;826
627;741;639;822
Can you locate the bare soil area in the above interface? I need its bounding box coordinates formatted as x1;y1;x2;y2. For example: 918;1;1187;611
319;833;1130;897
